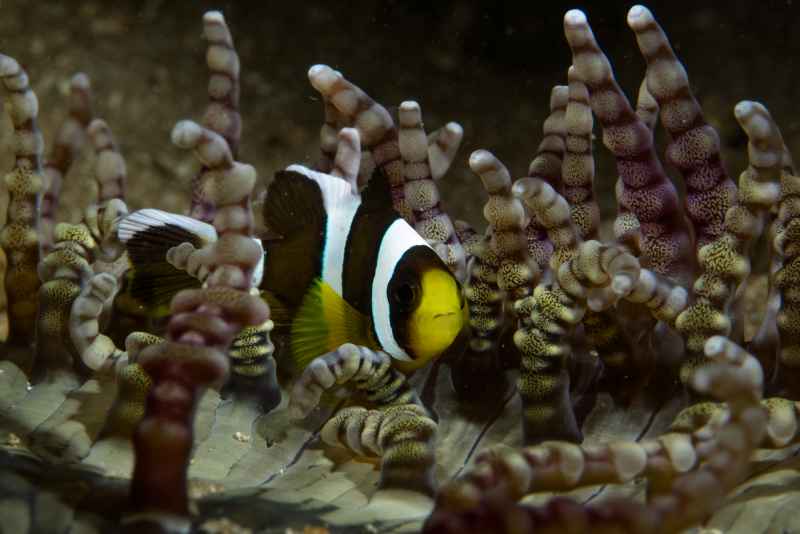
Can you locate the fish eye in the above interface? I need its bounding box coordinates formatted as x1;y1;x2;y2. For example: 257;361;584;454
392;282;418;310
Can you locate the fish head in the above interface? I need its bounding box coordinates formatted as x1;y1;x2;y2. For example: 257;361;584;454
386;246;466;372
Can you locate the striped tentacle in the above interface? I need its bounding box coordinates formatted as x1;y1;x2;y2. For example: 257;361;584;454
677;102;784;389
564;9;692;284
0;55;45;345
635;78;659;131
228;299;276;411
562;67;599;241
37;116;130;376
41;73;92;254
321;403;437;495
561;66;640;379
472;150;538;306
515;175;651;443
328;126;361;193
513;178;580;443
128;110;268;524
36;223;96;373
427;121;463;181
628;5;736;249
85;119;128;262
774;156;800;395
315;97;345;174
528;85;567;195
172;120;280;412
522;85;566;274
189;11;242;223
288;343;420;420
307;65;408;220
399;101;466;281
451;151;539;402
104;332;162;436
454;219;482;265
671;395;800;451
425;335;765;534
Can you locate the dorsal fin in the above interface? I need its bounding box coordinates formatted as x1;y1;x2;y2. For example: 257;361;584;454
262;170;326;237
260;170;326;308
360;166;396;215
117;209;214;310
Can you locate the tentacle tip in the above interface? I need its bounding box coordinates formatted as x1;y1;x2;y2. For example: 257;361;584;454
0;54;19;76
564;9;588;27
203;10;225;24
551;85;569;100
399;100;420;112
87;118;108;136
586;297;605;312
338;127;360;144
704;335;726;357
511;178;533;198
308;64;339;89
733;100;756;120
444;121;463;137
70;72;90;89
611;275;633;296
692;372;711;393
468;149;493;171
626;5;653;27
171;120;202;148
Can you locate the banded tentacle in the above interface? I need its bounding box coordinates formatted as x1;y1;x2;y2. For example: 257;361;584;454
289;344;421;419
37;116;129;376
171;120;279;412
399;101;466;281
628;5;737;249
190;11;242;223
676;102;784;389
424;336;766;534
564;9;692;284
562;67;599;241
307;65;407;220
322;403;437;495
128;111;268;525
41;73;93;255
775;157;800;394
0;55;45;345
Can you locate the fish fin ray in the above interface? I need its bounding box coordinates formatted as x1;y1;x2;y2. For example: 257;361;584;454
262;170;325;237
126;264;202;309
290;278;378;370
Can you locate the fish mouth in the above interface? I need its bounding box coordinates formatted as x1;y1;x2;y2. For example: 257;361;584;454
433;311;457;319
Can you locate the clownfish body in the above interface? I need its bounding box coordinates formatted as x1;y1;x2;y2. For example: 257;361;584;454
261;165;465;373
117;165;465;375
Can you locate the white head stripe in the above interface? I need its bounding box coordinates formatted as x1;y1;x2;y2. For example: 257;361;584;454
250;237;265;288
286;164;361;294
371;219;431;361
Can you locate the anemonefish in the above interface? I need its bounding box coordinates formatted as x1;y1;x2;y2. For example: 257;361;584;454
117;164;466;374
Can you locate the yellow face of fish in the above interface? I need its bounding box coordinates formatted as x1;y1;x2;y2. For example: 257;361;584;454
395;266;466;373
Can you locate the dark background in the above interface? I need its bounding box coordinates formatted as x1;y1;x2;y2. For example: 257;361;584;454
0;0;797;228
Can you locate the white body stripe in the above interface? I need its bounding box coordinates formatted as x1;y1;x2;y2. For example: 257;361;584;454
371;219;430;361
286;165;362;294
